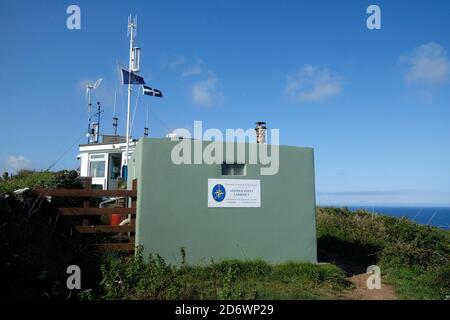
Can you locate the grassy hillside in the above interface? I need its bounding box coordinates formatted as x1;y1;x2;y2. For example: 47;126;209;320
317;207;450;299
89;248;351;300
93;208;449;300
1;171;449;299
0;169;81;194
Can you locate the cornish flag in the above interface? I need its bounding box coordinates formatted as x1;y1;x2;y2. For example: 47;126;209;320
142;85;163;97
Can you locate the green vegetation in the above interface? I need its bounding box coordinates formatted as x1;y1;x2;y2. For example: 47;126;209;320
1;171;449;299
317;207;450;299
0;169;81;194
90;247;350;300
0;170;95;299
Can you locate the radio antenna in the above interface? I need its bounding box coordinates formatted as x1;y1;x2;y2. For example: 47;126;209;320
112;91;118;135
144;104;149;137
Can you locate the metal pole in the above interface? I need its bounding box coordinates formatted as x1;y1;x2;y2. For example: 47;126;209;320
96;102;101;143
87;88;91;143
124;17;135;168
145;103;149;136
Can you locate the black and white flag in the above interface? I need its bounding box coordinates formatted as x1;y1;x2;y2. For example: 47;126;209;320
142;85;163;97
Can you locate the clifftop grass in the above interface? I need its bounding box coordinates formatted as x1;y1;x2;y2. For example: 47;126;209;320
94;208;449;300
93;248;351;300
0;170;81;194
317;207;450;299
1;171;448;299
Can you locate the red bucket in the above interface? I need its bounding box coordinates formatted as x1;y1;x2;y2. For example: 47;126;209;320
110;214;123;226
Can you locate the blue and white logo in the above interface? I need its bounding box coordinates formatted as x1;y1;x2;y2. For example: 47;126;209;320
212;184;226;202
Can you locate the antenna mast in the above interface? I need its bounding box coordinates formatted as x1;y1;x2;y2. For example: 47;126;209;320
144;104;149;137
86;88;92;143
87;102;104;143
124;15;137;176
96;101;103;143
113;91;118;136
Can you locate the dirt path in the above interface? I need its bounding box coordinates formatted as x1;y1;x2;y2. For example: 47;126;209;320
318;248;397;300
346;273;397;300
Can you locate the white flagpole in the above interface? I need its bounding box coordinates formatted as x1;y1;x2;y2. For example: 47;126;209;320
146;104;149;129
124;16;136;172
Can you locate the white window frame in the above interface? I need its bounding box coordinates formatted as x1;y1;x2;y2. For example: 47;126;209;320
89;153;107;178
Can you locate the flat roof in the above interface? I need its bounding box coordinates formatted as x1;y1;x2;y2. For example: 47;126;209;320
79;139;138;147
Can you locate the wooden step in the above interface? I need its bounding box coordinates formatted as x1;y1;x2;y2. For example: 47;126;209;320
74;225;135;233
59;207;136;216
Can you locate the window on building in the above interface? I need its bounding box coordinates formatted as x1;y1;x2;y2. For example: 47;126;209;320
89;154;106;178
90;154;105;160
222;163;246;176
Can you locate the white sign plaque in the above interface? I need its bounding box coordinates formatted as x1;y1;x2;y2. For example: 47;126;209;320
208;179;261;208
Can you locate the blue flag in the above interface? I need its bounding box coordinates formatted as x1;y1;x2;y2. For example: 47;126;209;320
121;69;145;85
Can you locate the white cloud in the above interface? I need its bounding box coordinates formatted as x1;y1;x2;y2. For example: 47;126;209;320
7;155;32;171
181;57;206;77
164;55;224;107
192;72;224;107
401;42;450;86
285;65;342;103
162;54;186;69
182;65;203;77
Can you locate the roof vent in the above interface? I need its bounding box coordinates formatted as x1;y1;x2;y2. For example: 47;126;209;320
255;122;267;144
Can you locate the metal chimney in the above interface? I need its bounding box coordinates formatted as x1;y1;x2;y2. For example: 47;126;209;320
255;121;267;144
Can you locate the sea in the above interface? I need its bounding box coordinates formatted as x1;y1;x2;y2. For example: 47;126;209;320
347;206;450;230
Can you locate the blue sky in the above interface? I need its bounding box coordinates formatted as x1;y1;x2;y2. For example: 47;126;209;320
0;0;449;206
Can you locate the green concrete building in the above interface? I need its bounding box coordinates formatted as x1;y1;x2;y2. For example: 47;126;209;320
128;138;317;265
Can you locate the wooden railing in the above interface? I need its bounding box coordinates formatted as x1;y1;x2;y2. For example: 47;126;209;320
35;178;137;252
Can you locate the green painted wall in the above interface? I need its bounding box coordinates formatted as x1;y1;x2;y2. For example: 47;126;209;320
129;138;317;265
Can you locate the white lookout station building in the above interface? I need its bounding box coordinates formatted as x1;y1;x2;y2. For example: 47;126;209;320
77;135;136;190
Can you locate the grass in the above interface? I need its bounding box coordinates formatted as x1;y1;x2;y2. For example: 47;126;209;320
383;266;444;300
90;248;351;300
317;207;450;300
95;207;449;300
2;170;448;300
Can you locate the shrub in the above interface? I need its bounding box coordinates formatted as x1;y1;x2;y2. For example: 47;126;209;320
99;248;181;300
0;170;81;194
317;207;388;246
0;187;99;299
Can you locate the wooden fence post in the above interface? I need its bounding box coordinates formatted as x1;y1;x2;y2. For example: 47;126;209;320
129;179;138;244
